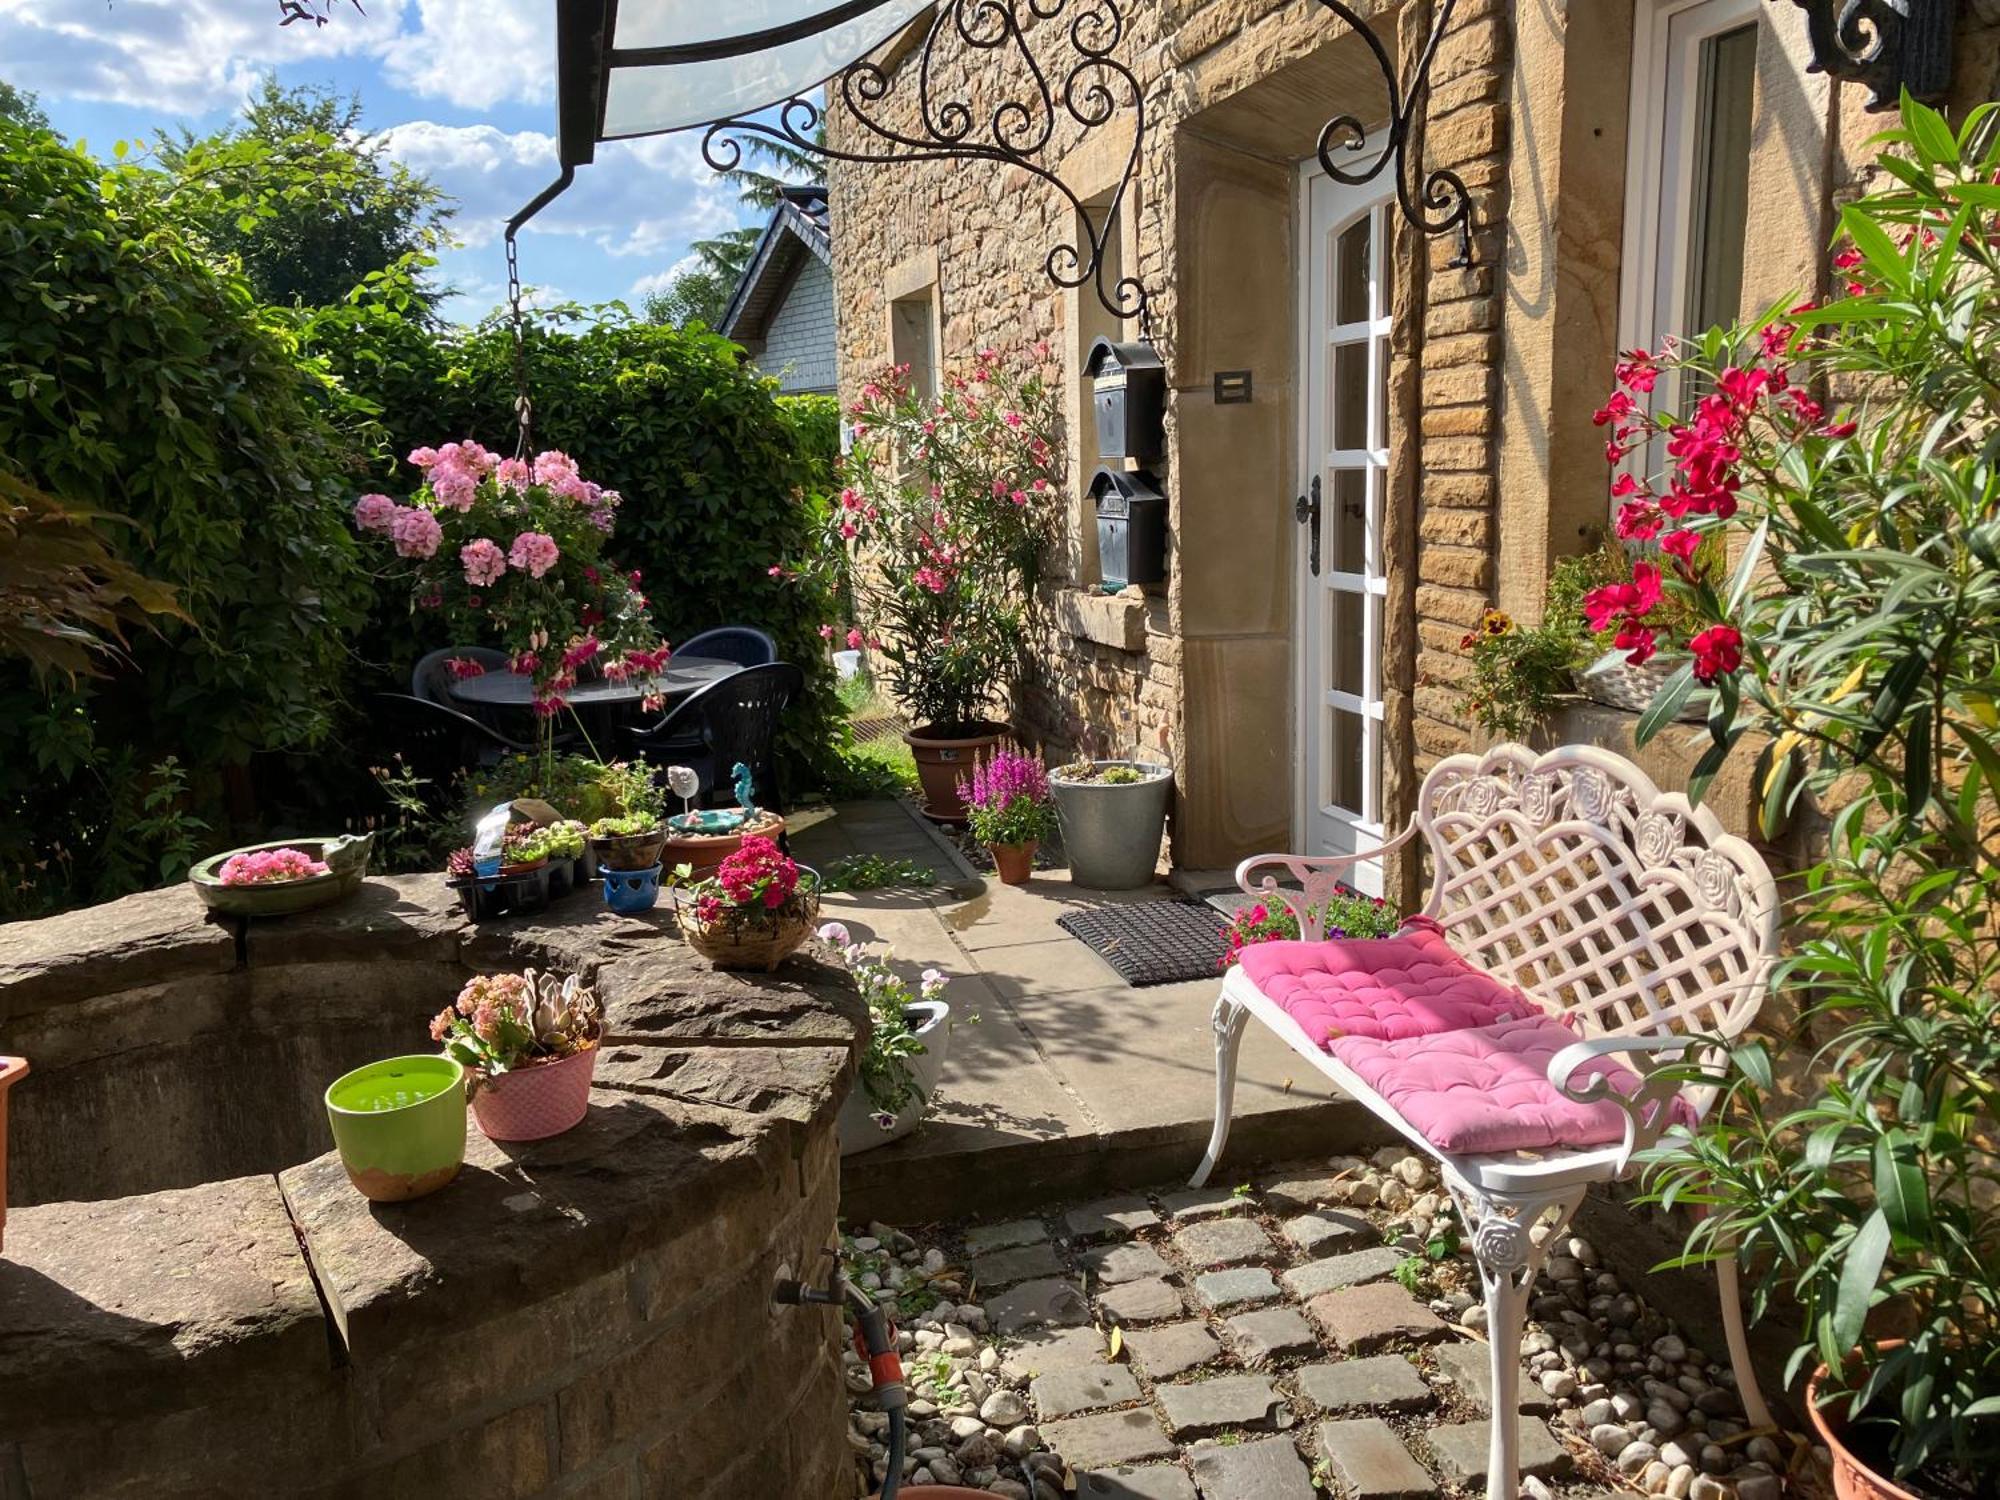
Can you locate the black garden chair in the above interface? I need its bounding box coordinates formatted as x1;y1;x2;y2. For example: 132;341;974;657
627;661;804;814
676;626;777;669
373;692;558;811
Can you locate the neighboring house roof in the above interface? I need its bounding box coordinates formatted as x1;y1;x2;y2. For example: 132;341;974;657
720;184;831;343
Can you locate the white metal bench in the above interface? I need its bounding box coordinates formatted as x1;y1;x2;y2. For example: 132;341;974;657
1192;744;1780;1500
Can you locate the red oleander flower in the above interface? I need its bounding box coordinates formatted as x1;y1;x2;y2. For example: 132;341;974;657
1689;624;1743;683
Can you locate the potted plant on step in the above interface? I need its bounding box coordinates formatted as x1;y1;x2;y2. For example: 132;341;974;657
818;924;952;1154
1050;716;1172;890
959;749;1054;885
323;1053;467;1203
587;813;667;911
1626;102;2000;1500
431;968;604;1141
677;835;821;971
811;351;1062;822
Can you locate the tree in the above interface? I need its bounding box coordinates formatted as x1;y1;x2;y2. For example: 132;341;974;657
716;130;823;211
156;78;454;310
0;79;47;131
641;263;736;330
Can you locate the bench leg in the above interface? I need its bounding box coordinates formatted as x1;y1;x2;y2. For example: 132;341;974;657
1189;994;1249;1188
1454;1183;1586;1500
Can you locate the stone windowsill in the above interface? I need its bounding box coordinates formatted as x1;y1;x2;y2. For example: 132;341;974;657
1054;585;1149;653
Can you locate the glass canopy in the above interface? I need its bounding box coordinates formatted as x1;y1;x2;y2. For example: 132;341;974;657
560;0;933;157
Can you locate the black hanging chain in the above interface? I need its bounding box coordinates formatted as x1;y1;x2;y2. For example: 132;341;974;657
506;230;534;459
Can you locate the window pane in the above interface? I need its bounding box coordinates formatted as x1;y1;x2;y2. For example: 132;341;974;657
1376;207;1393;317
1336;215;1371;325
1374;335;1390;451
1330;707;1365;814
1685;23;1756;335
1330;467;1366;574
1331;589;1363;695
1332;341;1367;450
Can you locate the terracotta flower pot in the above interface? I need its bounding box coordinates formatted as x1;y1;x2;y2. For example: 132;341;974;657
1806;1347;1923;1500
903;722;1006;823
0;1056;26;1254
988;840;1037;885
470;1045;599;1142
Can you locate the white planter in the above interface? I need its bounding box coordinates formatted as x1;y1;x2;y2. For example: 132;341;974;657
1581;655;1709;722
837;999;951;1155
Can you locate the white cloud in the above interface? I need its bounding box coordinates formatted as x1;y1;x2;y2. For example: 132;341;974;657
0;0;407;113
382;0;552;111
628;253;702;302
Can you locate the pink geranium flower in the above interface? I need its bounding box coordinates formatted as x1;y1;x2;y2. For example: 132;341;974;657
431;466;478;511
352;493;397;533
496;457;533;493
460;537;507;587
508;531;561;578
390;506;443;559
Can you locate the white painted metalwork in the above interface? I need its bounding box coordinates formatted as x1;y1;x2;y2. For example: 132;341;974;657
1192;743;1782;1500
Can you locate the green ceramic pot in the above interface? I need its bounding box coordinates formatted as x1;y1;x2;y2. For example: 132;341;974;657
324;1054;466;1203
188;833;373;917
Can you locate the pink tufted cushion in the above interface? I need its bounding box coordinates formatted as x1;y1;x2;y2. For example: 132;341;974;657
1237;918;1540;1050
1326;1014;1697;1154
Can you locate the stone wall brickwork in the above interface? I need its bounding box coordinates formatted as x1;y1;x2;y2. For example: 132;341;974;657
0;881;866;1500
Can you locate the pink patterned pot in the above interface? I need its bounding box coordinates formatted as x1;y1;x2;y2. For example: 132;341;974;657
469;1045;598;1142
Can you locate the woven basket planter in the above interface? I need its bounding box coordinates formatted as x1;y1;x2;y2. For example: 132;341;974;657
1580;656;1708;722
677;875;821;972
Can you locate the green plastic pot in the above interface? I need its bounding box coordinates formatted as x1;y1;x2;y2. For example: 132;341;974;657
324;1054;467;1203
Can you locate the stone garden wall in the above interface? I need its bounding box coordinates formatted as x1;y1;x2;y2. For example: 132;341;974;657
0;880;867;1499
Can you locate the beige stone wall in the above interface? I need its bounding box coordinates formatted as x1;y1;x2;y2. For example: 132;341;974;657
828;0;1997;874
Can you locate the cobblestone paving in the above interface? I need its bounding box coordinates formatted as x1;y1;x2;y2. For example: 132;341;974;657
843;1148;1791;1499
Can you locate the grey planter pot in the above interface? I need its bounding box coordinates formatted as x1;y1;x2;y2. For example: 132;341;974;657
1051;760;1172;890
837;1000;951;1155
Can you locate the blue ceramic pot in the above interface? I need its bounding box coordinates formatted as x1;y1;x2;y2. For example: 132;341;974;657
603;862;662;914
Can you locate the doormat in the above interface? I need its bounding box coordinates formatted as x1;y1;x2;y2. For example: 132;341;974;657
1056;899;1231;987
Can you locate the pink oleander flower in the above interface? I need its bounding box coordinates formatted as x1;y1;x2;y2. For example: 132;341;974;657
913;566;948;594
1690;624;1743;684
390;506;444;559
217;847;330;886
818;624;834;639
496;457;533;493
352;493;397;532
460;537;507;587
508;531;560;578
846;629;864;650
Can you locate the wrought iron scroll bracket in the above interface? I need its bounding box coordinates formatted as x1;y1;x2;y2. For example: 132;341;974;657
1309;0;1474;267
700;0;1155;335
1785;0;1959;111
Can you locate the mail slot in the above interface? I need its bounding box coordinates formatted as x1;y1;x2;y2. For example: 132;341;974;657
1084;336;1166;463
1091;466;1167;590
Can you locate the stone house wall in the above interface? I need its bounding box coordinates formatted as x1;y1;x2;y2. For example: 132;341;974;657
828;0;1999;880
756;255;839;395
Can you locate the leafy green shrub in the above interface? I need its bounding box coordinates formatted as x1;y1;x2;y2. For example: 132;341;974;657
0;120;372;913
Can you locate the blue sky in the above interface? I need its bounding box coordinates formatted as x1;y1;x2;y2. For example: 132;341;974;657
2;0;766;322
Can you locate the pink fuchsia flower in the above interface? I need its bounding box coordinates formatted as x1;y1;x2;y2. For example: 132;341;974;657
1690;624;1744;683
431;466;478;511
390;506;444;559
561;637;600;671
496;457;533;493
508;531;560;578
460;537;507;587
446;656;488;679
352;493;397;532
511;651;539;676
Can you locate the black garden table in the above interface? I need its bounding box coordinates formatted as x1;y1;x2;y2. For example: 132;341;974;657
447;654;741;743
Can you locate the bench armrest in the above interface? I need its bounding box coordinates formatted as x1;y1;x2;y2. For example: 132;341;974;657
1234;825;1418;942
1547;1033;1711;1172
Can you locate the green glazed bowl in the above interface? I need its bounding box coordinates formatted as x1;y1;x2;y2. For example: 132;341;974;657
324;1054;467;1203
189;833;373;917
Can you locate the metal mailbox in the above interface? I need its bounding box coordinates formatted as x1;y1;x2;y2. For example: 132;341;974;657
1084;336;1165;463
1091;466;1167;590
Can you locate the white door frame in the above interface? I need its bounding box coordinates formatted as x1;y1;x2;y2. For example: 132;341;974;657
1294;160;1393;896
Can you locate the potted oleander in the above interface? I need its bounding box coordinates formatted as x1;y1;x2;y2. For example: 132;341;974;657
819;923;952;1154
959;749;1054;885
431;968;603;1142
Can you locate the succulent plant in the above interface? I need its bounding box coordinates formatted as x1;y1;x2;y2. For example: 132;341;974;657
446;845;476;878
523;967;602;1051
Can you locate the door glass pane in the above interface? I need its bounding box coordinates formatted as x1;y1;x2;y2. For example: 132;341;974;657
1336;215;1371;325
1374;336;1390;450
1331;590;1363;695
1332;342;1367;450
1685;24;1756;336
1330;467;1366;574
1375;207;1393;316
1330;707;1365;814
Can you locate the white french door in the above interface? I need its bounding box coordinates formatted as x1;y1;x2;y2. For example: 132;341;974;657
1297;167;1392;896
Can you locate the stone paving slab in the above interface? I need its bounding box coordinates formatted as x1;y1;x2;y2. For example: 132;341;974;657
1430;1340;1558;1416
1424;1416;1575;1485
1316;1417;1437;1499
1065;1196;1161;1240
966;1218;1048;1254
1043;1409;1177;1469
1097;1277;1185;1325
1155;1375;1285;1438
991;1277;1093;1334
969;1241;1066;1287
1186;1436;1315;1500
1172;1217;1276;1268
1081;1241;1172;1286
1295;1355;1434;1415
1259;1174;1343;1213
1030;1363;1144;1420
1000;1325;1109;1380
1279;1209;1376;1256
1119;1321;1221;1380
1279;1246;1405;1299
1157;1187;1243;1220
1222;1306;1318;1366
1192;1267;1280;1311
1076;1465;1198;1500
1308;1282;1450;1353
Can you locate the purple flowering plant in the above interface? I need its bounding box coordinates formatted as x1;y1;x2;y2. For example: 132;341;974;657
957;750;1055;849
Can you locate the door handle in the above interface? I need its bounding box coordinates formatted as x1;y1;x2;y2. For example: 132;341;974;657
1295;475;1321;577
